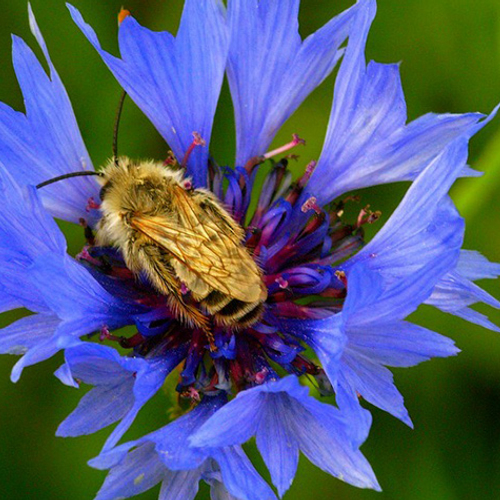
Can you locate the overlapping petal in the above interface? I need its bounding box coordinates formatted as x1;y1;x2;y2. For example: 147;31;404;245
307;0;494;205
0;5;98;223
56;343;186;451
68;0;228;188
191;376;379;495
91;394;277;500
227;0;360;166
426;250;500;331
0;168;143;380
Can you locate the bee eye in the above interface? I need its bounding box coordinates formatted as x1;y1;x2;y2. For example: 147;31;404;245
99;181;112;201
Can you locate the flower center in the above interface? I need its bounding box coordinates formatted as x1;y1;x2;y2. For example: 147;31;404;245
76;139;380;403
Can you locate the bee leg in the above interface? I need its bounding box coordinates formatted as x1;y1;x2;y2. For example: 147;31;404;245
130;242;217;350
79;218;95;246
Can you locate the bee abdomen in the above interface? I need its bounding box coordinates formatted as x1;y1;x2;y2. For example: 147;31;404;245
201;290;232;313
212;298;264;328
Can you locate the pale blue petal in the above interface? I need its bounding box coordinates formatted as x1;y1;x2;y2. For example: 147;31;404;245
192;377;378;492
159;468;202;500
0;171;67;313
0;291;21;314
29;253;140;326
228;0;359;165
456;250;500;280
426;271;500;331
95;442;166;500
0;6;97;222
190;391;263;449
344;140;469;300
308;0;492;204
347;321;459;368
68;1;228;187
274;313;346;384
451;308;500;332
10;320;81;382
293;392;380;490
57;379;135;437
339;349;412;426
254;396;299;496
213;447;278;500
0;314;60;355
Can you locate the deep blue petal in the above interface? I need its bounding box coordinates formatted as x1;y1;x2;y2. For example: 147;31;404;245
94;442;166;500
192;377;378;492
344;140;469;304
426;250;500;331
213;447;278;500
69;1;228;187
0;6;97;222
308;0;492;204
0;314;60;355
228;0;359;166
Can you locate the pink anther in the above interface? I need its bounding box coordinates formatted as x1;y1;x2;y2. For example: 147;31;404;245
301;196;321;214
183;387;201;402
254;368;269;385
298;160;317;188
181;132;207;167
180;282;189;295
86;197;101;212
263;133;306;161
76;246;101;266
276;276;289;289
99;326;111;342
356;205;381;227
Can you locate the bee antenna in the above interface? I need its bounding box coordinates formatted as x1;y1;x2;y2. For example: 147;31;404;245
113;90;128;167
36;171;103;189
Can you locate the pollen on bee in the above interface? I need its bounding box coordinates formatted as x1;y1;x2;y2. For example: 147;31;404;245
118;8;131;25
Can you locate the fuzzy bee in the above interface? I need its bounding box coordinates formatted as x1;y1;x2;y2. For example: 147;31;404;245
38;158;268;335
96;157;268;331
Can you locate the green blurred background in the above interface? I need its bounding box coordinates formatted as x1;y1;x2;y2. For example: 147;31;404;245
0;0;500;498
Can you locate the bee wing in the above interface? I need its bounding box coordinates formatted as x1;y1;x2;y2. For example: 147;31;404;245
130;195;265;303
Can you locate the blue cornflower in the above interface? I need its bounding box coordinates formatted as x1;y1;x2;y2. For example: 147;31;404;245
0;0;499;499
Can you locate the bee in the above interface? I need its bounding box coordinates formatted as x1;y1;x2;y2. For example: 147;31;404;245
36;92;266;340
37;157;268;335
95;157;267;331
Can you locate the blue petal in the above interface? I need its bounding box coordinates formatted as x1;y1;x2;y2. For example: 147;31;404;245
456;250;500;280
57;378;135;437
94;442;167;500
0;6;97;222
29;254;141;326
153;395;227;470
253;395;299;496
0;314;60;355
274;313;346;384
91;394;273;500
158;468;203;500
426;250;500;331
344;140;469;303
308;0;493;204
192;377;379;492
57;344;177;449
347;321;459;368
68;1;228;187
10;321;81;382
337;349;412;426
0;171;66;313
203;468;241;500
213;447;278;500
228;0;359;166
